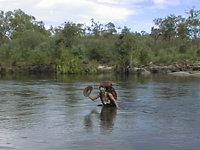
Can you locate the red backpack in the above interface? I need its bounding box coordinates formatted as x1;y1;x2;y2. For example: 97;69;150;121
100;81;117;100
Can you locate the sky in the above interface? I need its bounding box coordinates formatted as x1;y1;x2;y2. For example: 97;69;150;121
0;0;199;33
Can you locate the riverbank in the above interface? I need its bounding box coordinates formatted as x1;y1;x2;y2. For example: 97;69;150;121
0;63;56;75
132;61;200;77
1;61;200;77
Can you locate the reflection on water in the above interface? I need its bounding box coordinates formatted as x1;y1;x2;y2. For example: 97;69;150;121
0;74;200;150
100;107;117;132
84;107;117;134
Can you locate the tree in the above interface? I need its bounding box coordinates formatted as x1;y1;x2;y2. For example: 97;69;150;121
115;27;137;70
153;15;178;40
10;9;49;39
186;8;200;39
150;27;161;44
87;18;104;36
56;22;85;48
0;10;13;43
176;16;189;40
104;22;117;35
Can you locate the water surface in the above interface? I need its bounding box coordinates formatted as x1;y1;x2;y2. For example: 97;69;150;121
0;74;200;150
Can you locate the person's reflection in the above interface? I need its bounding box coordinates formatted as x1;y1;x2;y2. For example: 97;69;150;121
84;107;117;133
84;109;98;131
100;107;117;132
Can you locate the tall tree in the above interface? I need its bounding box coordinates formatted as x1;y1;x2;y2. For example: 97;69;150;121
10;9;49;39
59;22;85;48
0;10;13;43
87;18;104;36
153;15;178;40
176;16;189;40
115;26;137;70
104;22;117;35
150;27;161;44
186;8;200;39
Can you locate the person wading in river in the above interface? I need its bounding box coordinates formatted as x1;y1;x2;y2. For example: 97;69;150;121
84;81;118;108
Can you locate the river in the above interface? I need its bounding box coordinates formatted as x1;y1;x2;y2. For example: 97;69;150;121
0;73;200;150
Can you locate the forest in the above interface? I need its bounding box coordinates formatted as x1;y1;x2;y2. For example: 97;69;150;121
0;8;199;74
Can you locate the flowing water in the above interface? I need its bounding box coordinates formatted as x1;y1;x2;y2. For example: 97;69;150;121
0;73;200;150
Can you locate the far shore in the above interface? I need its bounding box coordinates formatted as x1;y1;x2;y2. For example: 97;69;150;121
1;61;200;77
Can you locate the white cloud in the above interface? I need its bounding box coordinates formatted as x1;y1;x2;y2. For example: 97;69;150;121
135;21;155;33
153;0;165;4
34;0;135;26
36;0;55;8
97;0;119;4
96;0;145;5
0;0;136;27
151;0;180;8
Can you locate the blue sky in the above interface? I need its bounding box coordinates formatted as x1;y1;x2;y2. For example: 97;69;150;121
0;0;199;33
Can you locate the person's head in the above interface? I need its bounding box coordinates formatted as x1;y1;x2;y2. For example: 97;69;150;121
99;86;106;93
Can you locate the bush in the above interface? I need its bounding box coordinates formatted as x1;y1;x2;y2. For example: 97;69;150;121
26;50;50;64
179;44;188;54
85;38;113;63
153;49;174;64
56;50;83;74
196;49;200;57
138;48;152;66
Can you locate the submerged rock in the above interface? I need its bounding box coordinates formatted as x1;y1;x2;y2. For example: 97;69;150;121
97;65;113;73
169;71;200;77
168;71;191;77
191;72;200;78
129;67;151;76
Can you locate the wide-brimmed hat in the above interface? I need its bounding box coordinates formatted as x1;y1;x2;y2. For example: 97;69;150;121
83;86;93;97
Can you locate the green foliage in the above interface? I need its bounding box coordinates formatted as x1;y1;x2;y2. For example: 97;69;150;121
138;48;152;66
85;37;114;63
196;49;200;57
104;22;117;36
56;22;85;48
0;40;21;64
179;44;188;54
115;27;137;67
153;49;174;64
18;30;47;50
88;19;104;36
26;50;50;64
56;50;83;74
85;38;103;61
86;61;98;74
57;58;82;74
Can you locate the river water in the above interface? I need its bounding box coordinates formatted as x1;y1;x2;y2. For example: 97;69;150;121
0;73;200;150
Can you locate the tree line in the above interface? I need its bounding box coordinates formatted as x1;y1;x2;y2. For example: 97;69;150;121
0;8;199;74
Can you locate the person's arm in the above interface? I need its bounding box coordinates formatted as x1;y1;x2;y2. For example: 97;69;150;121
89;93;100;101
108;93;119;108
